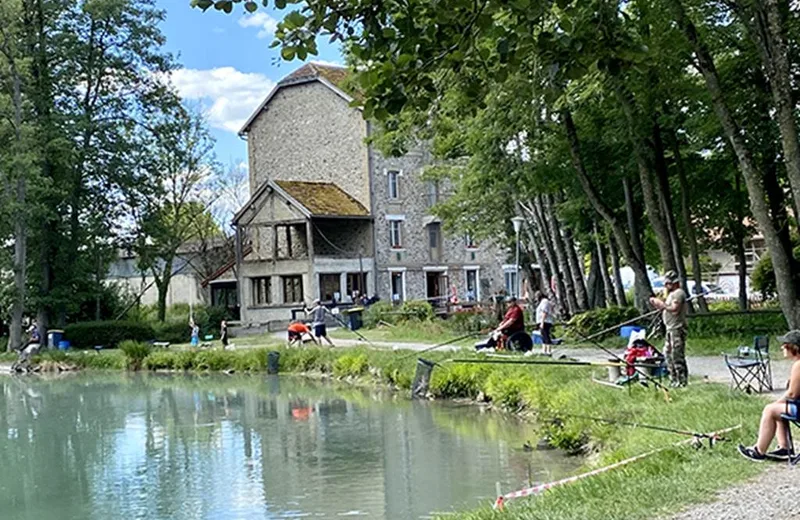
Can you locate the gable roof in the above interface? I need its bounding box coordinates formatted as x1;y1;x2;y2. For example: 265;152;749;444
274;180;369;217
233;179;370;225
239;62;354;136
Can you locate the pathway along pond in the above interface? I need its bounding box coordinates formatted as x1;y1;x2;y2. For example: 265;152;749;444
0;373;580;519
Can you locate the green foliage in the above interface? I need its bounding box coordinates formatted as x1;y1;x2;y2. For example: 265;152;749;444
688;311;787;337
64;321;155;349
399;301;435;321
119;340;153;370
567;306;642;337
333;353;370;378
363;301;393;327
751;254;776;298
364;300;434;326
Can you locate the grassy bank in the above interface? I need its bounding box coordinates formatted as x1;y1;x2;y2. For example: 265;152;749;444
11;344;770;520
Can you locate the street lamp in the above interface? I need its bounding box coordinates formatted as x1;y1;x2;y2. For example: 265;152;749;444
511;216;525;298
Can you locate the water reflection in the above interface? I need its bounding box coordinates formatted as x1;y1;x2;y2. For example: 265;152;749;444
0;374;579;519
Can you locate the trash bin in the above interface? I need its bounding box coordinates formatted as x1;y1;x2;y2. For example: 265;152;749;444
345;307;364;331
267;351;280;374
48;330;64;349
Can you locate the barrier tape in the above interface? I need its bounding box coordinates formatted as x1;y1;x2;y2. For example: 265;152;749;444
492;424;742;510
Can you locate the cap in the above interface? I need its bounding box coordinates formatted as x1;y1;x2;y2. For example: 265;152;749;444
505;295;517;303
778;330;800;347
663;270;679;284
312;298;320;305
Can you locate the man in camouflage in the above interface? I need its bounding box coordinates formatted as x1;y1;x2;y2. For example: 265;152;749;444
649;270;689;387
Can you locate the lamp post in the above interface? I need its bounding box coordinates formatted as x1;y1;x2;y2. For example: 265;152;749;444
511;217;525;298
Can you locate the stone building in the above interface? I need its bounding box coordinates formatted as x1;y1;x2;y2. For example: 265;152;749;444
229;63;507;326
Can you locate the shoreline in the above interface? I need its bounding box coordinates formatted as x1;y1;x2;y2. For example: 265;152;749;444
4;345;775;520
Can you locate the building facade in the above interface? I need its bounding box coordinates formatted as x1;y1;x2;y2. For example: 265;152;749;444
231;63;506;326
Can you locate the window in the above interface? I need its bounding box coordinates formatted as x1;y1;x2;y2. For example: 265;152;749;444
504;270;518;298
347;272;368;298
389;220;403;248
391;272;405;302
465;269;478;301
465;233;476;249
428;223;441;262
388;170;400;199
251;277;271;306
319;273;341;302
282;275;303;304
426;180;439;207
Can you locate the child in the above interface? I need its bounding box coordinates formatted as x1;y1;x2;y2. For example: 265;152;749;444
287;321;317;347
220;320;229;348
190;320;200;347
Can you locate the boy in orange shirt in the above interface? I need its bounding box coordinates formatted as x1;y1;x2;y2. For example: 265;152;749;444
287;321;318;347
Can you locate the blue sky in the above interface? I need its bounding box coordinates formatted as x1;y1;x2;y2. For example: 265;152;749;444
158;1;344;166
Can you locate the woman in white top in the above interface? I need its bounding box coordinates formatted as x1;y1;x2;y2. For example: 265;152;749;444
535;291;554;355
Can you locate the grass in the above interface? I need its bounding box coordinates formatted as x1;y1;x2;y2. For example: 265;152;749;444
329;321;480;347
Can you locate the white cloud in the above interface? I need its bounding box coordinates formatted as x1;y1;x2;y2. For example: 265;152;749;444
238;12;279;39
169;67;275;133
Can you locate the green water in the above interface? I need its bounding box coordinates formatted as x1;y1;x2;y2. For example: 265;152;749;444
0;374;579;519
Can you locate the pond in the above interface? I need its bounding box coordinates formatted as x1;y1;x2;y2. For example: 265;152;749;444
0;373;580;519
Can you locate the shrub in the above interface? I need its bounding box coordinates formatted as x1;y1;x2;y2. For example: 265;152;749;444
688;310;787;337
567;306;641;338
399;300;434;321
333;353;369;378
64;321;155;349
445;308;494;334
364;301;394;327
119;340;153;370
152;321;189;344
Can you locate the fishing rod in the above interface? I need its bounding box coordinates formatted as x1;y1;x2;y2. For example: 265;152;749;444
548;412;732;445
448;358;664;368
399;331;486;362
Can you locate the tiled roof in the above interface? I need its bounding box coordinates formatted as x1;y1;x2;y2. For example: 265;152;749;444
275;180;369;217
279;62;350;90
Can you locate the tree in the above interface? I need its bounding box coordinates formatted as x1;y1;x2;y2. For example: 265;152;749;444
130;109;220;322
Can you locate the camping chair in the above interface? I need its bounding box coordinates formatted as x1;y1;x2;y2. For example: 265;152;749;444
724;336;773;393
780;398;800;466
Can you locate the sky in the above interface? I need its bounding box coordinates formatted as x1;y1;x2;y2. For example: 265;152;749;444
158;1;344;167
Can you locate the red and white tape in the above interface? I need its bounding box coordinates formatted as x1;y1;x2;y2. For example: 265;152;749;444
493;424;741;510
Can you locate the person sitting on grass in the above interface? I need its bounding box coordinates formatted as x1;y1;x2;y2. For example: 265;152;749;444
287;321;318;347
738;330;800;462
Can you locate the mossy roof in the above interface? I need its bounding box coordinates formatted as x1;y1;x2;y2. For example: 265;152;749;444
274;180;369;217
279;62;350;91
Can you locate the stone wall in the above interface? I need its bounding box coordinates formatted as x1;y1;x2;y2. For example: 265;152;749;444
368;131;507;302
246;82;371;208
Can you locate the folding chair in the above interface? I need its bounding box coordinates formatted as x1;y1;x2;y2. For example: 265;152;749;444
780;399;800;465
724;336;773;393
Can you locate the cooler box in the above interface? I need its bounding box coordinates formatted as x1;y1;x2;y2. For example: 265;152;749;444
532;331;543;344
57;340;70;351
620;326;644;338
47;330;64;348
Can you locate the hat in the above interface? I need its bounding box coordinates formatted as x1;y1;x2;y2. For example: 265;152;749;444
778;330;800;347
663;270;679;284
312;298;320;305
505;295;517;303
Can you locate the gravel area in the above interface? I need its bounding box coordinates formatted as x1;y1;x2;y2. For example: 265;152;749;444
667;464;800;520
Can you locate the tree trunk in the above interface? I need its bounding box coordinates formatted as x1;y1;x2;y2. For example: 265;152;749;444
543;194;579;315
154;258;173;323
666;0;800;327
734;229;749;311
529;196;569;316
586;246;603;308
614;86;676;273
623;177;645;267
652;120;692;312
595;227;615;307
561;219;589;311
608;233;627;306
734;0;800;221
518;205;554;301
671;130;708;312
561;109;652;311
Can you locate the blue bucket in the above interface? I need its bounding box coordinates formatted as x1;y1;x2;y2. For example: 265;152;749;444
57;340;70;351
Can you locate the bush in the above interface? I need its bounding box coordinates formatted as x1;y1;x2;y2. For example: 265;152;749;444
399;300;434;321
364;301;394;327
688;310;787;337
64;321;155;349
445;308;494;334
567;306;642;338
119;340;153;370
333;353;369;378
152;321;189;344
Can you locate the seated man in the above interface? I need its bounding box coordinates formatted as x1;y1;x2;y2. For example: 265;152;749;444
476;296;525;351
287;321;317;347
739;330;800;461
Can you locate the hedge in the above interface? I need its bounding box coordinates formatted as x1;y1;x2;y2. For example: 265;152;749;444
64;321;155;349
